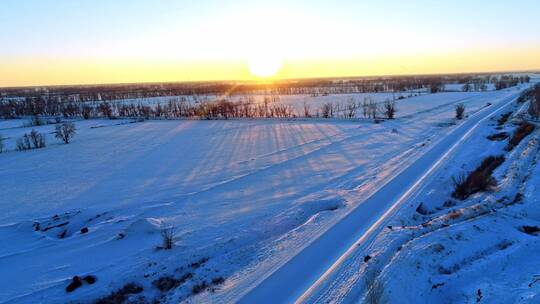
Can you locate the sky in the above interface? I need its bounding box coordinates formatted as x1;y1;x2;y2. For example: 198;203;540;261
1;0;540;86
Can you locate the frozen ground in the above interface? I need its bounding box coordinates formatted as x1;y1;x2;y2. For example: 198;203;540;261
0;86;531;303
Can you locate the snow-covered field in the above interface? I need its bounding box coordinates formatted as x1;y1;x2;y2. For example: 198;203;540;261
0;85;533;303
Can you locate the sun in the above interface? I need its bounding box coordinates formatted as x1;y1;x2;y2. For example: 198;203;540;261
248;56;282;78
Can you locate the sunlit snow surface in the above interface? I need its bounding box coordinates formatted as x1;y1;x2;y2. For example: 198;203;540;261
0;87;530;303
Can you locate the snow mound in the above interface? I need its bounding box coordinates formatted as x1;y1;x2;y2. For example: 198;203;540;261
123;218;163;236
294;195;346;215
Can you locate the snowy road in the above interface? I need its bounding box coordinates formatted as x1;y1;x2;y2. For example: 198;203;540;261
239;92;520;303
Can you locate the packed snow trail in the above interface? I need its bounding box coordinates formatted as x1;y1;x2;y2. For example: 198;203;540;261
239;92;520;304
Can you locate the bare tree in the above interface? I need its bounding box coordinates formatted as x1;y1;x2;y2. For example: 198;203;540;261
0;134;4;153
55;122;77;144
429;82;444;93
480;83;488;91
455;103;465;120
29;129;46;148
82;105;92;119
368;100;378;119
321;103;334;118
346;98;358;118
99;102;113;118
362;99;370;118
383;100;397;119
303;101;311;118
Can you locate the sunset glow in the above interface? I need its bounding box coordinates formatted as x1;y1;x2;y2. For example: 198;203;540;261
248;56;282;78
1;0;539;86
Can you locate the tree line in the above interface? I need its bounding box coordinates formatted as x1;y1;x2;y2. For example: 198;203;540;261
1;74;527;103
0;95;402;121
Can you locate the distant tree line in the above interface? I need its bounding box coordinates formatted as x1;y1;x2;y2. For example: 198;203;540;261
0;74;528;121
0;96;296;120
0;94;402;120
1;74;527;102
460;75;529;92
493;75;529;90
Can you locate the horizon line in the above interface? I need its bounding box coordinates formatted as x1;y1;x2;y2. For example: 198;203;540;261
1;67;539;90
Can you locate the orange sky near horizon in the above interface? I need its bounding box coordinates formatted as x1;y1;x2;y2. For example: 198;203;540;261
2;47;539;87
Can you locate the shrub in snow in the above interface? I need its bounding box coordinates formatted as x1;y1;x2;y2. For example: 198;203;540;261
520;225;540;235
212;277;225;285
160;226;175;250
82;275;96;284
452;155;505;200
497;112;512;126
455;103;465;120
486;132;508;141
54;122;76;144
16;134;32;151
506;122;535;151
192;281;209;295
65;276;82;293
190;257;209;269
96;282;143;303
415;202;432;215
29;129;46;148
30;114;44;126
451;174;469;200
16;130;46;151
153;273;193;292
